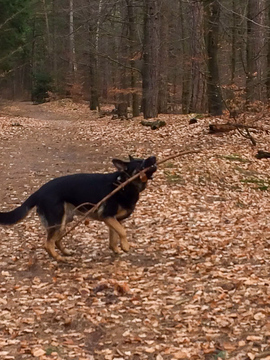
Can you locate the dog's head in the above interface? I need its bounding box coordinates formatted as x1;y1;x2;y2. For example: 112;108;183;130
112;155;157;191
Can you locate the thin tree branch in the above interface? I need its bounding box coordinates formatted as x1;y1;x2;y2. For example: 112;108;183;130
0;0;38;30
217;0;270;29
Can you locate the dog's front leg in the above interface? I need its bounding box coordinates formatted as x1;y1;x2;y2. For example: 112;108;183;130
55;238;73;256
109;227;121;254
104;217;130;253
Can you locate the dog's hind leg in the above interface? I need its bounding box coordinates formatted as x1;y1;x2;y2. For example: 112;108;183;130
104;217;130;253
38;203;70;261
108;227;121;254
55;212;73;256
45;227;66;262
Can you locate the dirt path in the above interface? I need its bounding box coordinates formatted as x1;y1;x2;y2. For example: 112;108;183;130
0;101;113;201
1;100;90;121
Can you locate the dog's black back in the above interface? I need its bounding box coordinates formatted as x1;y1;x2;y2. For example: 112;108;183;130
36;172;136;216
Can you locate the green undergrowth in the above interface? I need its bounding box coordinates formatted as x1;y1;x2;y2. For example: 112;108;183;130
240;177;270;191
216;153;250;163
164;171;185;184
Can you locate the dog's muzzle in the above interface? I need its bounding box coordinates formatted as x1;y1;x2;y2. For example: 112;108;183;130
141;156;157;180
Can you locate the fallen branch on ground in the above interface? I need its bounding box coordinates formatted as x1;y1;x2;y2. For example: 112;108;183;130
209;123;260;146
141;120;166;130
58;148;201;242
256;150;270;159
209;123;261;134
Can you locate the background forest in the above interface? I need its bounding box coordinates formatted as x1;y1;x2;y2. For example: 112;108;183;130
0;0;269;118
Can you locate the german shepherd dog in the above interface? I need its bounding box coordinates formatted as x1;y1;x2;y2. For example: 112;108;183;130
0;156;157;261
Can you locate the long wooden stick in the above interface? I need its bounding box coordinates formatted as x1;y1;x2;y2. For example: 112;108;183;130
59;148;201;240
156;148;201;166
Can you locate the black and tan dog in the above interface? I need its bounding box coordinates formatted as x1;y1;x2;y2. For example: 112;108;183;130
0;155;157;261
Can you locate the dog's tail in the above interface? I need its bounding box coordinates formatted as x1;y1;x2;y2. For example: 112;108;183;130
0;192;38;225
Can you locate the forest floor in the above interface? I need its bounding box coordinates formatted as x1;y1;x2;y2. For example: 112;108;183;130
1;99;270;360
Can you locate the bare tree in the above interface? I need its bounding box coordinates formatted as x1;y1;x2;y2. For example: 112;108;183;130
203;0;223;115
142;0;160;119
158;0;169;113
88;0;104;110
69;0;77;80
189;0;205;113
267;0;270;99
126;0;140;116
179;0;191;114
246;0;262;104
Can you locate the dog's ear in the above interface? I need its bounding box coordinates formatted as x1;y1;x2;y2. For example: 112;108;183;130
112;159;128;171
128;155;135;161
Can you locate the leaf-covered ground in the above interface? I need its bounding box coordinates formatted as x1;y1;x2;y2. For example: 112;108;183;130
1;100;270;360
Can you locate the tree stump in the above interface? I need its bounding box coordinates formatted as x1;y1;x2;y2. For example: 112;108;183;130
111;103;128;120
189;118;198;124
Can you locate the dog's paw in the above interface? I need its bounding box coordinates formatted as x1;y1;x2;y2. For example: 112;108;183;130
54;255;66;262
110;246;121;254
63;249;73;256
121;241;130;252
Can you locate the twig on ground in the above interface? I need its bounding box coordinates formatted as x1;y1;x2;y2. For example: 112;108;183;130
255;351;270;359
236;127;256;146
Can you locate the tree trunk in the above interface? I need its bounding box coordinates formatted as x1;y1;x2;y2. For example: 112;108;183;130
88;25;99;110
89;52;99;110
246;0;261;104
203;0;223;116
179;0;191;114
142;0;160;119
231;0;237;84
266;0;270;99
52;0;58;88
158;1;169;114
89;0;104;111
69;0;77;81
119;2;128;103
126;0;140;117
42;0;51;70
190;0;204;113
30;16;37;99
